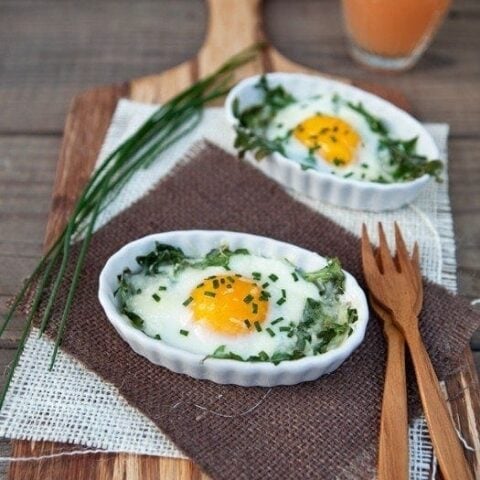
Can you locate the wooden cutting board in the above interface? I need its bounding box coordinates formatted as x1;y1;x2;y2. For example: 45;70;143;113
9;1;479;479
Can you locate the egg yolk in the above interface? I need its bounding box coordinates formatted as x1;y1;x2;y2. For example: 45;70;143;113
189;274;268;335
294;115;360;166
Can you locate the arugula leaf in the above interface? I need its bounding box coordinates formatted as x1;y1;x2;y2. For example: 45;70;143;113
270;351;297;365
114;268;135;302
301;258;345;295
206;346;306;366
347;101;389;136
347;307;358;323
256;75;296;110
313;323;350;354
194;245;249;269
136;243;187;275
299;298;356;355
246;351;270;362
206;345;245;362
234;127;287;160
378;137;443;182
347;101;443;182
232;75;296;160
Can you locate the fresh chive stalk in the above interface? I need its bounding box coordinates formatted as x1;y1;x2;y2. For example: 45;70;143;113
0;44;263;408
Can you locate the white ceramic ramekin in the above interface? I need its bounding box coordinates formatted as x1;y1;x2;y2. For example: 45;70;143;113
98;230;369;387
225;73;440;212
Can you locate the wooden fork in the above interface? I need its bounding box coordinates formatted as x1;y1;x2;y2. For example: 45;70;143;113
369;243;420;480
361;222;473;480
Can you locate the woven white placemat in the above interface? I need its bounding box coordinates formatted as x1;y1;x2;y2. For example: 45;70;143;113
0;100;452;477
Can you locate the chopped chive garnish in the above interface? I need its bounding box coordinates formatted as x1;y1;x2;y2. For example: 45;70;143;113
207;275;216;279
226;284;233;289
235;274;242;278
268;274;279;282
204;291;216;297
266;328;275;337
259;290;271;301
271;317;284;325
213;279;220;289
152;293;161;302
277;297;286;305
180;329;189;336
281;289;286;298
287;331;294;338
243;294;254;304
279;326;290;332
291;272;299;282
262;282;269;289
254;321;262;332
252;303;258;314
227;276;235;283
196;282;204;289
220;278;225;284
244;319;251;329
252;272;261;280
154;334;162;340
183;296;193;306
158;286;167;291
136;288;142;294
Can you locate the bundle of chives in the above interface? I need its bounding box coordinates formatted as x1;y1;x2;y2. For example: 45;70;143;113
0;44;262;408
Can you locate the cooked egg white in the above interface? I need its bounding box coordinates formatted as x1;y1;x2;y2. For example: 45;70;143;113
124;254;319;358
265;95;388;181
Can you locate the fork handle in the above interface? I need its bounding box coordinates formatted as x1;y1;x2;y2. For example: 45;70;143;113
378;323;409;480
402;322;473;480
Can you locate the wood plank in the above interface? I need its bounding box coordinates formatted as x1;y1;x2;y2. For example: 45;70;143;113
449;138;480;352
0;1;479;134
7;442;210;480
0;0;207;133
474;352;480;377
43;84;128;248
444;350;480;478
0;441;11;479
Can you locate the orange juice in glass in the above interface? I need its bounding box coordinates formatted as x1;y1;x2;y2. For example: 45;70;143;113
342;0;452;71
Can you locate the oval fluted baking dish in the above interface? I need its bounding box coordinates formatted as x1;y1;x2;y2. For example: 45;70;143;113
98;230;369;387
225;73;440;212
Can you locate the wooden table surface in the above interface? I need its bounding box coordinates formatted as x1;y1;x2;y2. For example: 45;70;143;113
0;0;479;478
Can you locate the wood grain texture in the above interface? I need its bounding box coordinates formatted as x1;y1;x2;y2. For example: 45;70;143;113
44;84;129;249
1;1;479;134
375;321;409;480
8;442;210;480
0;0;479;479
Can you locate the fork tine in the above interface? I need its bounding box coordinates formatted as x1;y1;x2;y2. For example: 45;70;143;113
411;242;423;296
361;224;381;282
412;242;420;266
378;223;396;273
394;222;412;273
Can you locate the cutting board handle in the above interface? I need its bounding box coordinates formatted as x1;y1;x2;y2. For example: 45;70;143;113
198;0;264;76
130;0;411;110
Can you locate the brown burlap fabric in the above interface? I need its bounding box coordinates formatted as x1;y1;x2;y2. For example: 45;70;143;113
42;143;480;479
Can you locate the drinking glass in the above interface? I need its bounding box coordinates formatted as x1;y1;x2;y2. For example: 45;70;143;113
341;0;452;71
